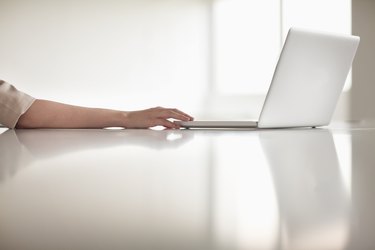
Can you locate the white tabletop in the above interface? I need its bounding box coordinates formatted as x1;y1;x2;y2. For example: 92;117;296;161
1;123;375;250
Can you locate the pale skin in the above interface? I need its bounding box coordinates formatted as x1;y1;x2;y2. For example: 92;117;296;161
16;99;193;129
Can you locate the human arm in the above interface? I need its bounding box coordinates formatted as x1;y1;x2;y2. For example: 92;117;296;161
16;99;193;129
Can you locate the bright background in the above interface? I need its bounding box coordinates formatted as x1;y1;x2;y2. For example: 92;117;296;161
0;0;351;120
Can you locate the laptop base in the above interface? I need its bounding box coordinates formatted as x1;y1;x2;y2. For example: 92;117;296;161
176;121;258;129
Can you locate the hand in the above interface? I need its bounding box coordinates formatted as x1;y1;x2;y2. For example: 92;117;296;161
123;107;193;129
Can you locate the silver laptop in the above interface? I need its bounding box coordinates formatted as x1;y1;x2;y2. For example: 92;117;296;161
176;27;360;129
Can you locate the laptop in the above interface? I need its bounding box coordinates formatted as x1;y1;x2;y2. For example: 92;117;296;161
176;27;360;129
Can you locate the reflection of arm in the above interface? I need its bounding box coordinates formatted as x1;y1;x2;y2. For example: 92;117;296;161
0;129;193;181
0;130;34;181
15;129;194;159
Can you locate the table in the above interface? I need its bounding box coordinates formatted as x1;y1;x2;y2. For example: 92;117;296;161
1;123;375;250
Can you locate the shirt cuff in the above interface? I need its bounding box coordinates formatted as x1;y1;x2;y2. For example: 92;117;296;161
0;81;36;129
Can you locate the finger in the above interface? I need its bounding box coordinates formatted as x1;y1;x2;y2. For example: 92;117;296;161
171;108;194;120
158;109;192;121
151;107;193;120
156;118;180;129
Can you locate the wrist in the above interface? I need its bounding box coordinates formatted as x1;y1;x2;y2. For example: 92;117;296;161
117;111;130;128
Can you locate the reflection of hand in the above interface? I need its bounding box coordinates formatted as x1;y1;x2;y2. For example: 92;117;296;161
124;107;194;129
119;129;195;149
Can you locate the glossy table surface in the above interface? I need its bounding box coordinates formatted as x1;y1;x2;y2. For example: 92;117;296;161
1;122;375;250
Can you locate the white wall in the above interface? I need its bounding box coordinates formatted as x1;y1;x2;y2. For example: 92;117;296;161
0;0;358;121
0;0;209;113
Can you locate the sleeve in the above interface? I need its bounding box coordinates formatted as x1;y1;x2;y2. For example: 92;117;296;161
0;80;36;129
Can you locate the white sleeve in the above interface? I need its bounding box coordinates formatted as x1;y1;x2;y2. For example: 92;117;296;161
0;80;35;129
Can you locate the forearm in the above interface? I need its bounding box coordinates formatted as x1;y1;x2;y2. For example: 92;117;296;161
17;99;126;129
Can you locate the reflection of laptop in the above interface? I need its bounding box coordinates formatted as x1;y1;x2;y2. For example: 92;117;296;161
258;129;349;247
177;27;360;129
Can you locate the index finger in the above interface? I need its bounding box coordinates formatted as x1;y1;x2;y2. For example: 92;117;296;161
160;108;194;121
172;108;194;121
